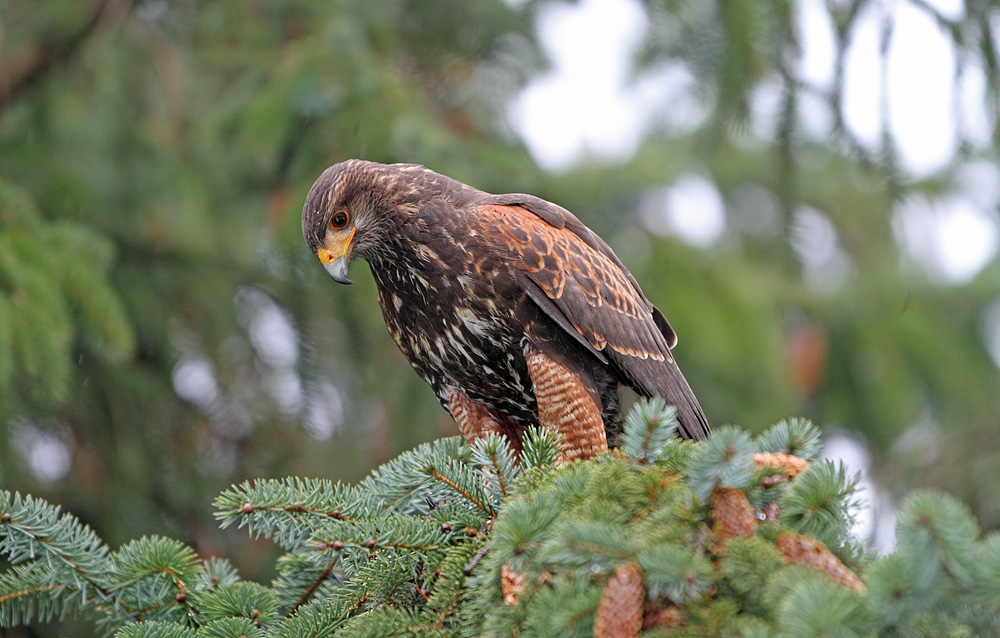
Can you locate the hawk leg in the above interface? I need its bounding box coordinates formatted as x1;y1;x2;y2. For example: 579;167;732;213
524;345;608;462
448;389;524;455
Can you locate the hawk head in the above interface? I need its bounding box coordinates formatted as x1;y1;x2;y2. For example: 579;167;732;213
302;159;424;284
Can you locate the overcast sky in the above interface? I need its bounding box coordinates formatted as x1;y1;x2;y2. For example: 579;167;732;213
509;0;999;286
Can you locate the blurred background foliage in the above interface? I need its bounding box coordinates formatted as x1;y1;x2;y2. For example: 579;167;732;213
1;0;999;631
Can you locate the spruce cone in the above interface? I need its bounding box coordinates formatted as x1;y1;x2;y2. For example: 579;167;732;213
594;562;644;638
710;486;757;541
501;563;525;605
753;451;808;482
775;532;865;593
761;502;781;524
643;602;683;629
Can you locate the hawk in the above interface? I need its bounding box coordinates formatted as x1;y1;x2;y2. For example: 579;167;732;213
302;160;709;461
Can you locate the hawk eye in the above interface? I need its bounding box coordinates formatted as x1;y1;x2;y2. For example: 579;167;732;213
330;210;350;230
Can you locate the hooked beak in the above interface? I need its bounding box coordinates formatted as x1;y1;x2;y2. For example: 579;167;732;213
316;227;356;285
323;256;352;284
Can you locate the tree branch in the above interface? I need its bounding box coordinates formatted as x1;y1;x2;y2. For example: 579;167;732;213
0;0;128;116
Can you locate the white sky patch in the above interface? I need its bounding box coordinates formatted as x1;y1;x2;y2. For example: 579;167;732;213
511;0;994;279
729;183;782;240
234;286;305;417
982;299;1000;370
795;0;837;90
640;174;726;248
749;76;784;142
840;3;884;151
172;355;220;408
955;160;1000;211
958;62;994;147
641;60;706;134
509;0;651;171
266;368;304;417
12;420;74;483
236;287;300;369
886;2;957;175
924;0;965;21
512;0;980;179
793;0;970;173
892;195;999;284
790;206;852;293
797;90;834;139
303;380;345;440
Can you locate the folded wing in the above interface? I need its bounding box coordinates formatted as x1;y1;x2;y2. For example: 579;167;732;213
477;199;710;440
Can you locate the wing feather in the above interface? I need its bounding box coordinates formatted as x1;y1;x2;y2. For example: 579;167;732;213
479;202;671;361
475;202;709;439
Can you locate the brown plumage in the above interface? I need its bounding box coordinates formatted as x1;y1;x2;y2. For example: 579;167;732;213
302;160;709;460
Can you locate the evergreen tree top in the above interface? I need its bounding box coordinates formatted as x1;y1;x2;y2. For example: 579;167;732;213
2;401;998;636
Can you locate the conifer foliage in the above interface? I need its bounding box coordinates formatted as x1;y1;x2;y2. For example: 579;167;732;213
2;402;999;636
0;179;134;407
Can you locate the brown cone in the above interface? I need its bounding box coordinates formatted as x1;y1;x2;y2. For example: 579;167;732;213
501;563;525;605
775;531;865;593
711;486;757;541
643;602;683;629
753;451;809;482
594;562;644;638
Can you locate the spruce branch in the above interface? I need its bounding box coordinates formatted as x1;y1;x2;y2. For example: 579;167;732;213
0;491;114;614
310;514;455;554
620;398;678;464
114;621;197;638
5;407;1000;635
755;417;823;460
538;519;635;570
195;616;265;638
779;460;860;545
863;553;929;626
0;562;84;626
197;581;279;626
420;459;497;518
272;550;342;614
518;427;562;471
684;426;755;502
470;432;520;504
271;599;350;638
194;557;241;593
214;478;369;552
715;537;785;614
971;532;1000;607
519;574;603;637
772;574;865;638
100;539;204;627
895;490;980;587
326;551;425;619
424;540;479;616
635;544;713;604
361;437;475;516
484;492;563;572
334;606;425;637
